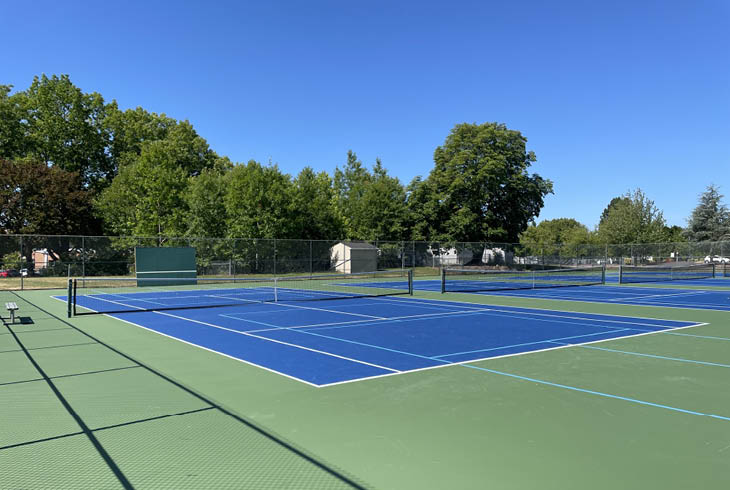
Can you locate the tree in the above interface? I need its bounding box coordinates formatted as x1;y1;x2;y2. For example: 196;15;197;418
595;189;667;244
224;161;295;239
663;225;685;243
291;167;343;239
519;218;592;257
0;85;27;159
95;142;193;238
12;75;112;189
335;152;412;240
2;251;22;269
599;196;631;227
409;122;553;242
334;152;409;240
185;167;231;239
684;185;730;242
0;159;100;262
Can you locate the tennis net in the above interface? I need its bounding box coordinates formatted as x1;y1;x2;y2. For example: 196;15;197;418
441;266;605;293
618;263;715;284
68;269;413;316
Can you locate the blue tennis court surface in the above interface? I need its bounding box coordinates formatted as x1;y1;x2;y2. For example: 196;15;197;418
341;277;730;311
410;278;730;311
58;294;700;386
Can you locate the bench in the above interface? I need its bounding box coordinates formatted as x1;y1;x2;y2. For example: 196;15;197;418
5;302;18;323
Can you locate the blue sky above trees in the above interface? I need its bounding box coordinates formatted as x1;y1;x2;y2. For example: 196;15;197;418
3;0;728;228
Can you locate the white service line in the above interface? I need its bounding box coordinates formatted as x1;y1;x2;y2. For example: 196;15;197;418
605;290;709;302
153;310;399;373
318;320;707;388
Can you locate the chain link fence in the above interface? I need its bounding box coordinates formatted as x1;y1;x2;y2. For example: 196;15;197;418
1;234;728;290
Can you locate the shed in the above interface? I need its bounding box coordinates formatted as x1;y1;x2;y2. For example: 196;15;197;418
330;241;378;273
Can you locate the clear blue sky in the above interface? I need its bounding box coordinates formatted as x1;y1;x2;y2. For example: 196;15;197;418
4;0;729;228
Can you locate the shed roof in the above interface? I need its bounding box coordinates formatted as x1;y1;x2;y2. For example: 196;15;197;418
334;241;379;250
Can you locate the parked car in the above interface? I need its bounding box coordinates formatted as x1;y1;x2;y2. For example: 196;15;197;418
20;268;28;277
704;255;730;264
0;270;7;278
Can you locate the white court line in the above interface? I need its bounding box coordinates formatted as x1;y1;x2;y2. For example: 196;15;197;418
381;298;696;329
54;295;321;387
97;313;323;387
238;302;681;336
54;294;714;388
152;310;398;373
225;316;379;332
318;321;708;388
88;293;170;307
622;299;730;310
371;295;715;329
446;288;730;313
605;290;710;302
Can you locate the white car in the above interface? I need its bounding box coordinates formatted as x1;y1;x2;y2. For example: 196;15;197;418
704;255;730;264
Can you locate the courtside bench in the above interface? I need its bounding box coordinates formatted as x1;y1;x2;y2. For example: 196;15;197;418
5;302;18;323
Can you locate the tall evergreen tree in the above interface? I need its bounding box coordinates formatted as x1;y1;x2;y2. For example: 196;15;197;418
684;185;730;242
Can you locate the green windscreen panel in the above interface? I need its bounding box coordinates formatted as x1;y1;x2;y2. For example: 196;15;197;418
135;247;197;286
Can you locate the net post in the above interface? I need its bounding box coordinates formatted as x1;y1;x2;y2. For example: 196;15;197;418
408;269;414;295
73;279;78;316
712;263;715;278
619;264;623;284
274;277;278;302
440;268;446;294
601;264;606;284
67;279;73;318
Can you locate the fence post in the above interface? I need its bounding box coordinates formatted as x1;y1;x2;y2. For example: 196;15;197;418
82;236;86;281
19;235;23;290
309;240;313;277
401;241;405;270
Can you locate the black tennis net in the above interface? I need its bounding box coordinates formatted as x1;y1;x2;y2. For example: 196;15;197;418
441;266;605;293
68;270;413;316
618;264;715;284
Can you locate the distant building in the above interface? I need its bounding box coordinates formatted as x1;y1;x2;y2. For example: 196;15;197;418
32;249;59;270
426;247;473;267
330;241;378;273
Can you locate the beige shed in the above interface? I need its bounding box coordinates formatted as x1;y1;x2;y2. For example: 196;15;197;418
330;241;378;273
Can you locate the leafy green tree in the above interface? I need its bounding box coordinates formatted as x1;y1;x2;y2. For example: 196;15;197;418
103;105;178;170
291;167;343;239
595;189;667;244
664;225;686;243
96;142;195;238
409;122;553;242
0;85;27;159
1;251;22;269
334;152;409;240
684;185;730;242
599;196;631;226
12;75;112;189
185;166;231;238
224;161;295;239
520;218;592;256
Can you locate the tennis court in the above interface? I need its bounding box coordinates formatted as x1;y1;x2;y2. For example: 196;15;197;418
57;290;701;386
